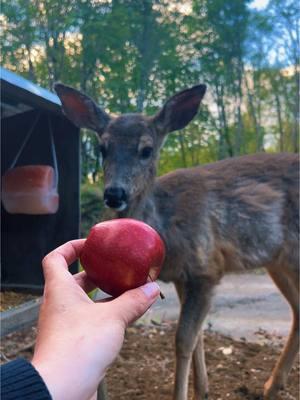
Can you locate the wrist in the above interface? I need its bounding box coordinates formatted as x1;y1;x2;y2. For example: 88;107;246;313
31;357;66;400
32;351;106;400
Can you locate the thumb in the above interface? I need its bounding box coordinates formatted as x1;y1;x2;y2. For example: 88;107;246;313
111;282;160;327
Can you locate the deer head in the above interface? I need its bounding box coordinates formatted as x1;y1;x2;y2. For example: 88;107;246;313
55;83;206;212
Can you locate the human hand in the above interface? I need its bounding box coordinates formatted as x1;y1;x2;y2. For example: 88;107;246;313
31;239;160;400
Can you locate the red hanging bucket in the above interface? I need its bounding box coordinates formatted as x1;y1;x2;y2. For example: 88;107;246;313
2;165;59;214
1;114;59;215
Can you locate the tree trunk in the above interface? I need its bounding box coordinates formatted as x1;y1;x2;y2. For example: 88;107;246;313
235;103;243;156
178;131;187;167
136;0;153;112
244;73;263;152
274;91;285;152
215;83;233;159
234;61;244;155
293;64;299;152
285;14;299;152
42;30;54;88
25;45;36;82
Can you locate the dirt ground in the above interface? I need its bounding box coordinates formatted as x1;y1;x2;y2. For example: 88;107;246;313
1;322;299;400
0;291;39;312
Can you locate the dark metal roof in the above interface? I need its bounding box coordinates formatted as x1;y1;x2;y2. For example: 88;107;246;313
1;67;62;118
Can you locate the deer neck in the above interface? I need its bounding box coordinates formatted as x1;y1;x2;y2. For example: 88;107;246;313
117;184;163;234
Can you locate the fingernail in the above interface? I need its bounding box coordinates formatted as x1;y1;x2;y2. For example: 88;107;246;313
141;282;160;298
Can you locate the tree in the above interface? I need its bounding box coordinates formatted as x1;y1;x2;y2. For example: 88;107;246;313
1;0;298;182
189;0;251;158
265;0;299;152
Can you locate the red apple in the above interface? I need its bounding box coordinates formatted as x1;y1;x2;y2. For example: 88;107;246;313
80;218;165;297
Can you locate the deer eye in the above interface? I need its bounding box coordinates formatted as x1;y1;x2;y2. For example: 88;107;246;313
140;146;153;160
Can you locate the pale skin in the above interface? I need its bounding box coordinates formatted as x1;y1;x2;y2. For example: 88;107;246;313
31;239;160;400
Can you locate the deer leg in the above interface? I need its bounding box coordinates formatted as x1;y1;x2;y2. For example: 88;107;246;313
264;267;299;399
192;332;208;400
174;278;214;400
175;282;209;400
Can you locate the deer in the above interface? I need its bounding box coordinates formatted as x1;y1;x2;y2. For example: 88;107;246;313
55;82;299;400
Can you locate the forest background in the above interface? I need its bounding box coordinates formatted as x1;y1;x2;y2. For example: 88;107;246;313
1;0;299;228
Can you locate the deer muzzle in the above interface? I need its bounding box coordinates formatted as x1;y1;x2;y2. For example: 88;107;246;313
104;186;128;211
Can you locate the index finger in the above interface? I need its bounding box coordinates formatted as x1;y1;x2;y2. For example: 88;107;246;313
42;239;86;279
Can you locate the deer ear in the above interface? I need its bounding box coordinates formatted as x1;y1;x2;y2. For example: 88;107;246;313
153;84;206;134
54;83;110;134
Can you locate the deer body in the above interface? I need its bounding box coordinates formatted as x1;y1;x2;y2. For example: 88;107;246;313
124;153;299;283
55;83;299;400
124;153;299;400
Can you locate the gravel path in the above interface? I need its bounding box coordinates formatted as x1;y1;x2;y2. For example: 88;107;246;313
141;273;291;343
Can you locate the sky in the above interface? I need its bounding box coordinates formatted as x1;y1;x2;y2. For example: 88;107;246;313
250;0;269;9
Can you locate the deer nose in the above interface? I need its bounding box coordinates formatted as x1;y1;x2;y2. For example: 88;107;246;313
104;187;127;210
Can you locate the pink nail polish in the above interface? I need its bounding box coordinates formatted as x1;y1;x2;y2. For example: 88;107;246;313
141;282;160;298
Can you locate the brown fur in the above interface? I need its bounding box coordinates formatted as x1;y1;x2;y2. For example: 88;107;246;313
55;82;299;400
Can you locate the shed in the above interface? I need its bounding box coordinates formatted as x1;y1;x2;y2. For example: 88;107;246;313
1;68;80;293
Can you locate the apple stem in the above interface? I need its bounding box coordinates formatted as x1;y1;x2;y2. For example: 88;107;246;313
148;275;165;300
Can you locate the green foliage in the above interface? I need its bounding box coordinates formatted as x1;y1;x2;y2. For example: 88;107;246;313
1;0;298;185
